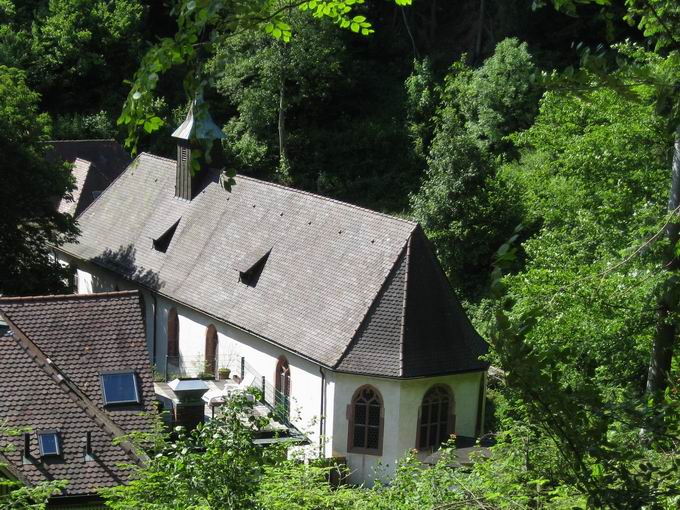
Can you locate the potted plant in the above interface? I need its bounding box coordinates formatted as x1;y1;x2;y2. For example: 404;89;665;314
218;367;231;380
198;371;215;381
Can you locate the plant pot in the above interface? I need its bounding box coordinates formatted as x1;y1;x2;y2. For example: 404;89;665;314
218;368;231;380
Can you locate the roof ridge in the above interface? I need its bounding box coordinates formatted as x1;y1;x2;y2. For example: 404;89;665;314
137;152;418;227
0;315;147;465
0;290;139;303
236;174;418;227
46;139;118;143
139;151;176;164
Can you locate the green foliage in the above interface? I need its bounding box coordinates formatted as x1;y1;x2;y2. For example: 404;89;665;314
0;65;78;295
0;0;145;113
52;110;117;140
102;391;272;510
118;0;412;152
411;39;537;299
211;11;344;180
452;38;541;154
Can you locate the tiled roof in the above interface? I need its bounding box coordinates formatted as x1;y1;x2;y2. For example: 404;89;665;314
48;140;132;217
0;291;155;497
58;153;487;376
336;227;488;377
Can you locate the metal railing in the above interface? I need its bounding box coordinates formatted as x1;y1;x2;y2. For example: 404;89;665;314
163;355;219;381
161;353;303;437
162;354;240;381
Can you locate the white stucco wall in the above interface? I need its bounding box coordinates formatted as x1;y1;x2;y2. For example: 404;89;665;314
331;371;484;485
59;253;486;485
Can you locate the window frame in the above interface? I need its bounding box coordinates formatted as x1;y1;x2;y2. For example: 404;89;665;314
415;384;455;451
167;307;179;359
274;356;291;418
37;430;61;457
347;385;384;456
100;370;141;406
205;324;218;375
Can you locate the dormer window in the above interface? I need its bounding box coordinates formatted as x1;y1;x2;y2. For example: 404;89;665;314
38;431;61;457
101;372;140;405
152;219;180;253
238;248;271;287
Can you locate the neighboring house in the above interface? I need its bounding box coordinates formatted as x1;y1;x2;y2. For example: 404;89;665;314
54;114;489;484
0;291;156;508
47;140;132;217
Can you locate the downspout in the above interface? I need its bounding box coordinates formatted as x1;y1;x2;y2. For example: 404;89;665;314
151;292;158;367
319;366;326;457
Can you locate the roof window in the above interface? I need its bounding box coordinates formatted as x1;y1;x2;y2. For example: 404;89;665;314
101;372;140;405
38;431;61;457
152;219;180;253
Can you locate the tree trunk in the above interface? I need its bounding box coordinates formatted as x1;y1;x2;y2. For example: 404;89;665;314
428;0;437;50
645;126;680;398
277;43;290;182
474;0;486;61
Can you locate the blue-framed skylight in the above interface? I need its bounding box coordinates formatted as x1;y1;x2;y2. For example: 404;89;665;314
101;372;140;405
38;431;61;456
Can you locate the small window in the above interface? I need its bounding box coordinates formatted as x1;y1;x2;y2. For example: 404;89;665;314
101;372;140;405
348;385;383;455
38;431;61;457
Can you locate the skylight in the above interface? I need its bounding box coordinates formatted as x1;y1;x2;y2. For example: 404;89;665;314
152;219;181;253
101;372;140;405
38;431;61;457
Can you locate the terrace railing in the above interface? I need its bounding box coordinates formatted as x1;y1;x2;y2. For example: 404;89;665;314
161;353;302;437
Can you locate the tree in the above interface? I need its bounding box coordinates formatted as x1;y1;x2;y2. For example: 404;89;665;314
209;11;345;183
0;65;77;295
117;0;412;158
0;1;145;117
102;392;272;510
410;39;536;300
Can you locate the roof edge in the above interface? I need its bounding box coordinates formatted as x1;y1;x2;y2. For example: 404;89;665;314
53;249;339;369
333;235;413;370
398;234;412;377
0;290;139;303
73;152;145;219
46;139;118;143
335;366;488;380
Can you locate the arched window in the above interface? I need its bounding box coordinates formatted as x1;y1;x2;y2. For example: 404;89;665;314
274;356;290;418
167;307;179;359
348;385;383;455
417;385;454;450
204;325;218;376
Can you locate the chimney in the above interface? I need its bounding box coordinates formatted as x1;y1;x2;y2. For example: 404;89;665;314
171;99;225;201
168;378;209;432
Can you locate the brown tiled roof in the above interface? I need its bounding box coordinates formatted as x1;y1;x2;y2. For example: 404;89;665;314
0;291;155;497
58;153;488;376
47;140;132;217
